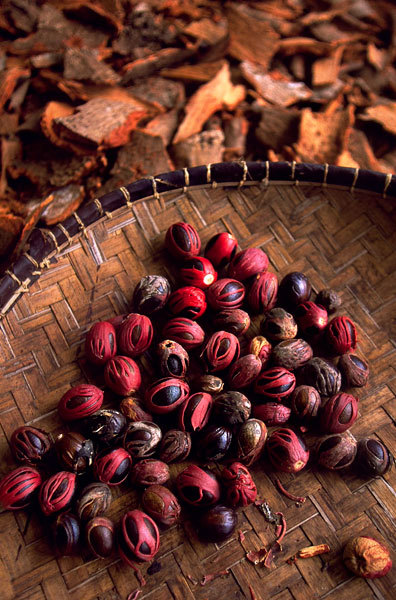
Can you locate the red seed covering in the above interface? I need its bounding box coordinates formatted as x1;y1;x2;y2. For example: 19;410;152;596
85;321;117;365
247;271;278;313
58;384;104;421
145;377;190;414
167;286;207;319
39;471;77;516
206;278;245;310
0;466;42;510
200;330;240;372
165;222;201;259
179;392;213;432
119;509;160;564
204;232;238;268
162;317;205;350
267;428;309;472
179;256;217;289
325;316;357;355
117;313;153;357
254;367;296;401
104;355;141;395
228;247;269;281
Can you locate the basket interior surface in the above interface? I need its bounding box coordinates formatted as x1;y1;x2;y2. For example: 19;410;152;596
0;178;395;600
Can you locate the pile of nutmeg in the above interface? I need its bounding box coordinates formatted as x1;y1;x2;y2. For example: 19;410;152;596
0;223;393;581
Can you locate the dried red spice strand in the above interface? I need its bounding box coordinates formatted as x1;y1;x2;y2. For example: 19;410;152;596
274;478;306;504
200;569;230;586
206;278;246;311
127;590;141;600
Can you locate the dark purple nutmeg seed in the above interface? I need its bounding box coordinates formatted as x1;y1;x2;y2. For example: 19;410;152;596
316;432;357;470
213;309;250;336
76;482;112;521
227;354;262;389
159;429;191;463
205;232;238;269
196;425;232;461
197;504;237;543
261;307;297;342
82;409;127;446
157;339;189;379
10;426;51;465
278;271;311;309
93;448;132;486
213;391;251;425
254;367;296;402
123;421;162;458
165;222;201;260
290;385;321;424
338;353;369;388
301;357;341;397
133;275;171;315
141;485;181;527
53;512;80;556
319;392;359;434
130;459;170;487
316;288;341;314
271;339;313;370
354;438;393;477
86;516;115;558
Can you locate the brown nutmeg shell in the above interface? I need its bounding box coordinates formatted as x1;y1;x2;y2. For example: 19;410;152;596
159;429;192;463
338;353;369;388
227;354;262;389
290;385;321;424
261;308;298;341
343;536;392;579
271;339;313;370
236;418;267;466
141;485;181;527
213;391;251;426
316;432;357;470
213;309;250;336
130;459;170;487
301;357;341;397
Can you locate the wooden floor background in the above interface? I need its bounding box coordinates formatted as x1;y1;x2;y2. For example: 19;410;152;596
0;181;395;600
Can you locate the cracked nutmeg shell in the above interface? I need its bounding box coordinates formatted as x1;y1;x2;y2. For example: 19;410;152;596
213;391;251;426
76;482;112;521
228;354;262;389
55;431;94;473
206;278;246;311
165;221;201;260
315;432;357;470
301;357;341;397
133;275;170;315
271;339;313;370
191;374;223;394
10;426;51;465
117;313;153;357
104;355;141;396
278;271;311;309
58;384;104;422
179;256;217;289
325;315;357;355
175;464;221;507
86;516;115;559
247;270;278;314
228;247;269;281
267;428;309;473
354;438;393;477
213;308;250;336
167;286;207;320
130;459;170;487
83;409;127;446
179;392;213;432
316;288;341;314
162;317;205;350
141;485;181;527
159;429;191;463
145;377;190;414
222;462;257;508
200;330;240;372
0;466;42;510
53;512;80;556
343;536;392;579
204;231;238;269
118;509;160;564
39;471;77;516
93;447;132;486
261;307;298;342
157;339;189;379
123;421;162;459
338;353;369;388
236;418;267;466
85;321;117;366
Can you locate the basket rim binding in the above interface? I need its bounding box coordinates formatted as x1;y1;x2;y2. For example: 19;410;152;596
0;159;395;317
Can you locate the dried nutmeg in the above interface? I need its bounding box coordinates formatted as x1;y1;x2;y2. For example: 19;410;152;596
53;512;80;556
39;471;77;516
213;309;250;336
254;367;296;402
278;271;311;309
165;221;201;260
261;307;298;341
228;247;269;281
236;418;267;466
196;424;232;461
294;301;328;338
175;464;221;507
93;447;132;486
222;462;257;507
252;402;291;426
145;377;190;414
247;271;278;314
338;353;369;388
204;231;238;269
133;275;170;315
301;357;341;397
0;466;42;510
117;313;153;357
157;339;189;379
55;432;94;473
213;391;251;426
123;421;162;458
179;256;217;289
290;385;321;424
343;536;392;579
167;286;207;320
130;459;170;486
197;504;237;543
86;516;115;559
267;428;309;473
10;426;51;465
119;509;160;564
104;355;141;396
271;339;313;370
316;288;341;314
162;317;205;350
83;409;127;446
159;429;191;463
191;375;223;394
206;278;246;311
76;482;112;521
325;316;357;355
200;330;240;372
227;354;262;389
85;321;117;366
249;336;272;367
319;392;359;434
179;392;213;432
58;384;104;422
141;485;181;527
316;432;357;470
119;396;153;422
354;438;393;477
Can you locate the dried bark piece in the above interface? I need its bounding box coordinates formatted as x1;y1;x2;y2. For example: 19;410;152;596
172;129;224;168
367;43;388;71
40;184;85;226
63;48;121;85
161;61;224;83
0;136;22;199
121;47;198;84
0;65;30;112
30;52;63;69
143;109;179;146
223;113;248;160
362;102;396;136
41;101;78;152
312;46;344;87
241;62;311;107
128;77;184;112
3;0;39;33
184;17;228;44
53;0;124;34
256;107;300;151
340;129;384;172
173;62;245;144
277;37;331;56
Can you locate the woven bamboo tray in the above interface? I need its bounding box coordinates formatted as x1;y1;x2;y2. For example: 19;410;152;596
0;161;395;600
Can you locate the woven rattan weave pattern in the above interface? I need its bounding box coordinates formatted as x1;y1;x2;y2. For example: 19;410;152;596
0;164;395;600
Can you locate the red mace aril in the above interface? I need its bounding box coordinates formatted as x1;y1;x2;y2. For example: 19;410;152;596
320;392;358;434
267;428;309;473
179;256;217;289
165;222;201;260
316;432;357;470
254;367;296;402
130;459;170;487
325;316;357;355
294;301;328;338
119;509;160;564
343;536;392;579
167;286;207;320
162;317;205;350
39;471;77;516
58;384;104;422
10;426;51;465
291;385;321;424
204;232;238;268
206;278;245;310
93;448;132;486
200;330;240;372
228;354;262;389
141;485;181;527
179;392;213;432
0;466;42;510
213;309;250;336
228;247;269;281
175;464;221;507
247;271;278;313
252;402;291;426
85;321;117;366
104;356;141;396
249;336;272;367
157;339;189;378
145;377;190;414
222;462;257;507
117;313;153;357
